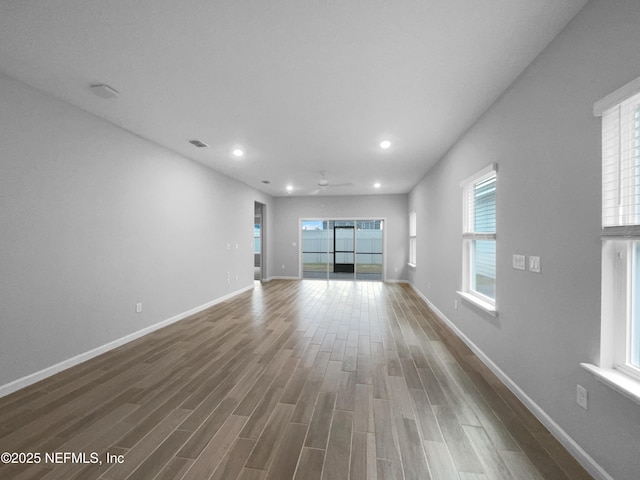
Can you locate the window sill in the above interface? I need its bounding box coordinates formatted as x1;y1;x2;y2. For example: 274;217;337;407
456;291;497;316
581;363;640;405
407;263;416;269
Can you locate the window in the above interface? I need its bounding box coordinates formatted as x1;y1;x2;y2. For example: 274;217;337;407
458;165;497;313
409;211;416;267
597;86;640;385
584;78;640;404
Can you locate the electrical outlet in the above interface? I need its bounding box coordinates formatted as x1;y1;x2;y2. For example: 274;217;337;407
454;299;459;310
135;303;142;314
513;254;526;270
576;384;588;410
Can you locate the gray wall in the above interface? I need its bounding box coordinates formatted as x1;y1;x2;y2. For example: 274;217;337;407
273;195;408;282
408;1;640;479
0;72;273;388
4;1;639;476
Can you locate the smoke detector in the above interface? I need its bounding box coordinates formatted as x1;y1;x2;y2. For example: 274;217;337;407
89;84;119;99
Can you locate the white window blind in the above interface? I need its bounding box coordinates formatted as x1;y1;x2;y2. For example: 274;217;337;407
463;173;497;237
409;211;416;237
602;90;640;229
409;211;416;266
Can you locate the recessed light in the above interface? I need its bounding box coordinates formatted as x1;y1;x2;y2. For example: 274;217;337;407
380;140;391;150
232;148;244;158
286;185;293;193
374;182;381;188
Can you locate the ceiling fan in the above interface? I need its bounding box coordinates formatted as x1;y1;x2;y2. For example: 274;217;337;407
310;171;354;195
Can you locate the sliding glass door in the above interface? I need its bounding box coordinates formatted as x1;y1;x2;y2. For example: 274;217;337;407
301;219;383;281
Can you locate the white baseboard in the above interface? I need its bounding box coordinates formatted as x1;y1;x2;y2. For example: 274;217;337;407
0;285;254;399
409;283;613;480
268;276;300;280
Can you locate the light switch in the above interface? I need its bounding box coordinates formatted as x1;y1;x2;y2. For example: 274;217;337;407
529;256;541;273
513;254;525;270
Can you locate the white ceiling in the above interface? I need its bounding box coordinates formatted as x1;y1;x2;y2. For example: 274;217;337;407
0;0;588;197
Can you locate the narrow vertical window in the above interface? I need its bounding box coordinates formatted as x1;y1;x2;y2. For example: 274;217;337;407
631;242;640;368
633;106;640;370
598;86;640;381
459;165;497;313
409;211;417;267
583;75;640;399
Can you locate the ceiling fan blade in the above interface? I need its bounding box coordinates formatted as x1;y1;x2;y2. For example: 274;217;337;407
329;182;354;188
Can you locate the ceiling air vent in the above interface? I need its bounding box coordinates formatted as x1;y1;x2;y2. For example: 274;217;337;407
188;139;209;148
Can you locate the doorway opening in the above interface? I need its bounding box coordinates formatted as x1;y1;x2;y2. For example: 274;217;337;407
254;202;266;281
301;219;384;281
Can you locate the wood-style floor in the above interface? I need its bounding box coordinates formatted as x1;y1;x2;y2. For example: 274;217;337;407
0;280;593;480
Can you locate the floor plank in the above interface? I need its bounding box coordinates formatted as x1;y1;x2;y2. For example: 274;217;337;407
305;391;337;449
265;422;307;480
322;410;353;480
294;448;324;480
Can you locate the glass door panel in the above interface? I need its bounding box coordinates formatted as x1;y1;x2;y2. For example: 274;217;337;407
302;220;329;279
334;225;355;275
355;220;383;280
